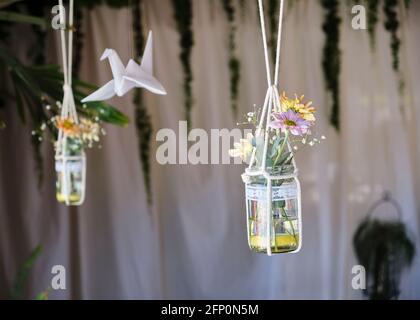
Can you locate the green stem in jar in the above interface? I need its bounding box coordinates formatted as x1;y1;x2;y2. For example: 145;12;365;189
280;207;298;247
273;130;289;168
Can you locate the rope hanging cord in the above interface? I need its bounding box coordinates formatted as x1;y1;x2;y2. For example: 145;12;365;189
248;0;297;176
245;0;302;256
58;0;78;123
56;0;86;207
257;0;284;88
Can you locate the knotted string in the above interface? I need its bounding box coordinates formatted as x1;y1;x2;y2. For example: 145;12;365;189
58;0;78;123
246;1;303;256
248;0;287;171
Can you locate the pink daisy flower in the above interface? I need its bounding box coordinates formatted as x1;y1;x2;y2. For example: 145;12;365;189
270;110;311;136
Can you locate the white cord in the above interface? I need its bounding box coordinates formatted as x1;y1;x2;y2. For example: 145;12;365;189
257;0;272;88
59;0;68;86
274;0;284;87
57;0;77;123
257;0;285;88
68;0;74;87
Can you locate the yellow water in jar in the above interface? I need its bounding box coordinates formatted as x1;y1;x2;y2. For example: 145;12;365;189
56;191;82;205
55;168;84;205
249;234;299;254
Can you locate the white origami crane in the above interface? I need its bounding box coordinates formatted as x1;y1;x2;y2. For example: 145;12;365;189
82;31;166;103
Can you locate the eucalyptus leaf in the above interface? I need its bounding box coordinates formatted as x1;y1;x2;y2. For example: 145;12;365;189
269;136;284;158
277;151;292;167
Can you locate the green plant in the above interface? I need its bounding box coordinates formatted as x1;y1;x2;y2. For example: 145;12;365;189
171;0;194;130
0;45;129;185
10;245;43;300
354;218;415;300
321;0;341;131
268;0;279;65
221;0;241;117
132;0;153;207
366;0;380;49
383;0;401;72
73;5;84;77
239;0;247;18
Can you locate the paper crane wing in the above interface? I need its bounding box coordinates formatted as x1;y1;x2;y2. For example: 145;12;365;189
124;60;167;95
141;31;153;75
81;80;116;103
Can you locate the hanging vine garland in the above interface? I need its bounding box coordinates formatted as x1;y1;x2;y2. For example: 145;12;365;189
321;0;341;131
73;6;84;77
366;0;380;50
132;0;154;207
383;0;401;72
239;0;247;18
171;0;194;129
268;0;279;65
221;0;241;117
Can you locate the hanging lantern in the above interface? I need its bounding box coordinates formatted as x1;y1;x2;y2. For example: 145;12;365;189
54;0;86;206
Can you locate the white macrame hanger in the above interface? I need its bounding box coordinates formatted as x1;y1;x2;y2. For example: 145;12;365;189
58;0;77;125
56;0;86;206
244;0;302;256
249;0;298;173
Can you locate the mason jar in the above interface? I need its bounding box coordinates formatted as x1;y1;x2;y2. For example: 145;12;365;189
55;138;86;206
244;169;301;254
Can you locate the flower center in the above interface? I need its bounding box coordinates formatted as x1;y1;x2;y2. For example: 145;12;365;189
285;120;297;127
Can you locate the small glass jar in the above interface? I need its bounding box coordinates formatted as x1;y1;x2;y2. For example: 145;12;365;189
245;170;301;254
55;138;86;206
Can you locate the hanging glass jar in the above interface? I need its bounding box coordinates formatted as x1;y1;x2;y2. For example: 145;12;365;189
241;86;303;256
244;165;301;254
238;0;309;255
54;85;86;206
55;136;86;206
53;0;86;206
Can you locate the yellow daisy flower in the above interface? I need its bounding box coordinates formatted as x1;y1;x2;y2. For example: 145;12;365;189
280;92;316;122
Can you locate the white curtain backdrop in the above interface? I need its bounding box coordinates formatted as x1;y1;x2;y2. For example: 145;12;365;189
1;0;419;299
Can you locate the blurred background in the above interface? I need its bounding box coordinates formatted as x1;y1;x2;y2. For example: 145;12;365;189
0;0;419;299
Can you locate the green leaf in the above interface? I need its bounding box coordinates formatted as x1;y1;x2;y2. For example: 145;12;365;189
269;136;284;158
0;11;46;29
10;245;43;300
0;0;24;9
0;43;130;132
11;73;26;123
276;151;292;167
0;115;5;129
36;288;50;300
